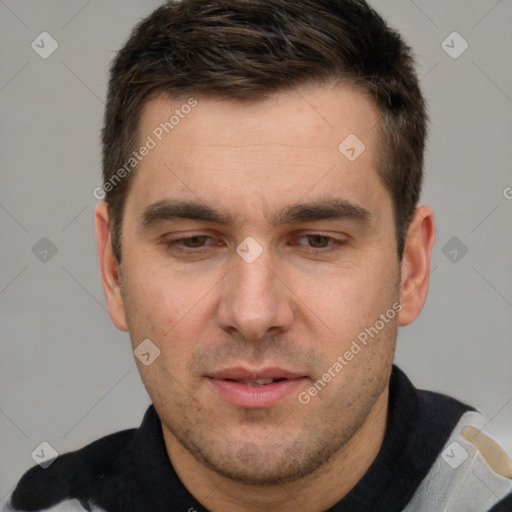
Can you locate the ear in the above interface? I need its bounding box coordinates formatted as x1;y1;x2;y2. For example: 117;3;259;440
398;205;436;327
95;201;128;331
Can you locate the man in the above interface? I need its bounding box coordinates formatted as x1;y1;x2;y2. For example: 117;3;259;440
3;0;511;510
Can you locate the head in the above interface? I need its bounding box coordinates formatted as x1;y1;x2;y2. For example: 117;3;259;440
102;0;427;262
96;0;435;488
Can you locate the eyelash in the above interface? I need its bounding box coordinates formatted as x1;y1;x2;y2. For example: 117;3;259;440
163;233;346;254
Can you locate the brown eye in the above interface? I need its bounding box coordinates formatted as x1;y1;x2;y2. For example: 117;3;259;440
293;233;347;254
164;235;217;252
182;236;209;248
306;235;331;248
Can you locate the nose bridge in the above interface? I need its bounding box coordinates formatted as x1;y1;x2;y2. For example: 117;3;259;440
235;255;275;307
217;247;294;340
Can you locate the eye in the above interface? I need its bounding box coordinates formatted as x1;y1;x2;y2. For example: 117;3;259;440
164;235;218;251
294;233;346;252
302;234;333;248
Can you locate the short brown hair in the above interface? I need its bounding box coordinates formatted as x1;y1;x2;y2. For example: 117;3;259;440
102;0;427;261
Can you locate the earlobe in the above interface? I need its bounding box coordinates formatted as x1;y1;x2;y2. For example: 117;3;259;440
398;205;436;327
95;201;128;331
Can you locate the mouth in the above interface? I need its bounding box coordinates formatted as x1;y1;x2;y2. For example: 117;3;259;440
205;367;309;409
225;377;287;386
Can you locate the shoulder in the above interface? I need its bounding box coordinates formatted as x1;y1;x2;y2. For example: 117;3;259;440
404;409;512;512
391;367;512;511
2;428;136;512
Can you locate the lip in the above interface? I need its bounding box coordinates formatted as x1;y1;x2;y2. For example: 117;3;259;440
206;366;309;409
208;367;306;381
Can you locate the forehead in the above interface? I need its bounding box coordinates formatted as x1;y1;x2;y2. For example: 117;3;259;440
138;83;379;150
128;83;387;223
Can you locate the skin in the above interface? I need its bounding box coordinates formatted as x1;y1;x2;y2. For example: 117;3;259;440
96;83;435;511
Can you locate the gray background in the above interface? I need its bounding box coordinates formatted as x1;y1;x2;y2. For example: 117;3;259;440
1;0;511;499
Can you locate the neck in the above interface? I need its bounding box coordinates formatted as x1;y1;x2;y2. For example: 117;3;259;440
164;386;389;512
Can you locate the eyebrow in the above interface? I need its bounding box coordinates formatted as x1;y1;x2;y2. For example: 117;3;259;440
141;197;371;228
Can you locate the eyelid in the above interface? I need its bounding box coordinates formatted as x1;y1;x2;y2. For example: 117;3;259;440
294;230;346;238
161;231;348;256
292;232;347;250
162;233;219;248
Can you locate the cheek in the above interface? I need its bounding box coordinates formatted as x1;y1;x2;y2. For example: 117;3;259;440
119;259;173;345
120;258;220;353
123;257;183;315
294;257;398;338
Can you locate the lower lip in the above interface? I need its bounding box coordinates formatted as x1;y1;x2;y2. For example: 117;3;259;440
206;378;308;409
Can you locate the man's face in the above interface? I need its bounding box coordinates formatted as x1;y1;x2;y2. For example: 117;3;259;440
115;84;402;484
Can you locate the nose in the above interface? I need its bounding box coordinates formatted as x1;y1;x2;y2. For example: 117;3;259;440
217;249;295;341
